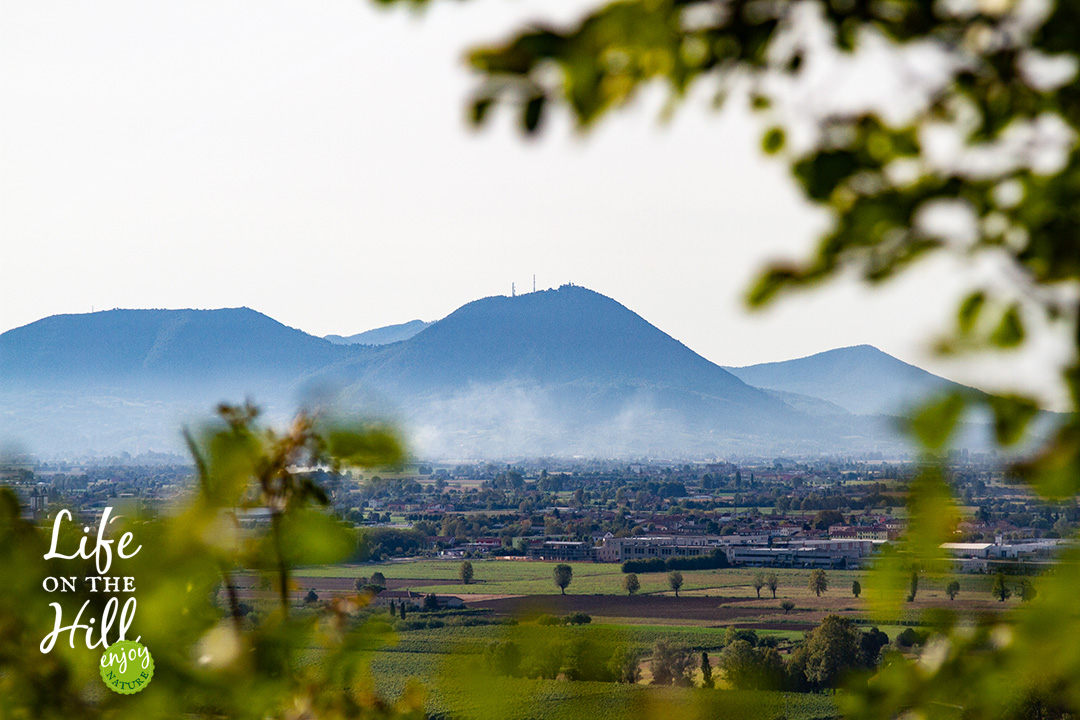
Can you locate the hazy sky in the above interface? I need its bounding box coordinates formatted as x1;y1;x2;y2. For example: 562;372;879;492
1;0;1069;406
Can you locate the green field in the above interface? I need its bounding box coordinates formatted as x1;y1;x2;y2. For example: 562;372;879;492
301;560;869;597
376;623;802;656
371;659;839;720
300;559;999;600
356;624;839;720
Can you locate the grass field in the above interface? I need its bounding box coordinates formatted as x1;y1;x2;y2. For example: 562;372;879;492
370;659;840;720
302;560;851;597
298;559;1001;602
375;622;799;656
357;624;840;720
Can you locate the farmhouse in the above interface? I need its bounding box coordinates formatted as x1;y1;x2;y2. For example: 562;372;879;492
373;590;424;606
373;590;465;609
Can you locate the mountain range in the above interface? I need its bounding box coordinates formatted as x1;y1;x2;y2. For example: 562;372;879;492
725;345;968;417
0;286;976;458
324;319;431;346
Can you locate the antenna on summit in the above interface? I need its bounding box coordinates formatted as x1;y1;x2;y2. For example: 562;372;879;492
533;275;536;292
512;282;515;297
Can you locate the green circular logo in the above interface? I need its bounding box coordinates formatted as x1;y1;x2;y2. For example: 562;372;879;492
99;640;154;694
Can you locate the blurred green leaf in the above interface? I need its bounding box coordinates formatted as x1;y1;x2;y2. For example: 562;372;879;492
524;94;546;134
908;393;967;451
1014;419;1080;497
794;151;859;202
323;423;405;468
471;96;494;126
987;394;1040;446
906;466;958;561
275;508;356;567
762;127;785;155
990;304;1026;348
957;291;986;333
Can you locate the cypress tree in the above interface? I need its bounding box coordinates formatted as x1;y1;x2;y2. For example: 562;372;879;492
700;651;714;689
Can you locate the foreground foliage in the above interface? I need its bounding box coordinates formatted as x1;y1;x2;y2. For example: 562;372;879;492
0;404;412;720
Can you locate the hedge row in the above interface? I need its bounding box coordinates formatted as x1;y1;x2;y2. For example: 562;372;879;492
621;549;729;573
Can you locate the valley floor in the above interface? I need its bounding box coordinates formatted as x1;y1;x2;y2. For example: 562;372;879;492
272;559;1022;720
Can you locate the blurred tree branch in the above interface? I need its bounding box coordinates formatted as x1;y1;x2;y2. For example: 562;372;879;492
369;0;1080;717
